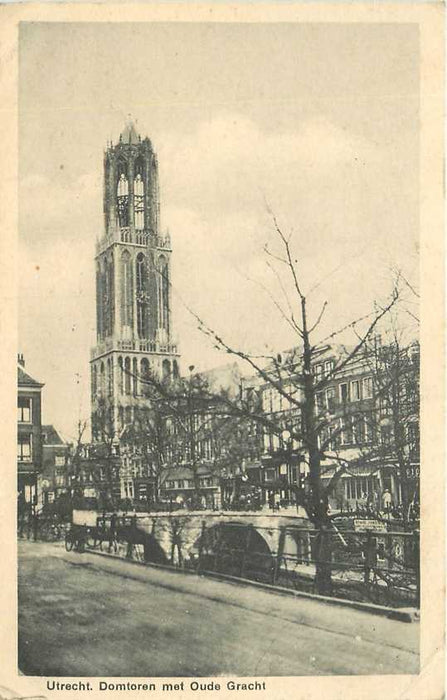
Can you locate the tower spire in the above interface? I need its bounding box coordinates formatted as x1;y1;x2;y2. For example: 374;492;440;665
120;114;139;145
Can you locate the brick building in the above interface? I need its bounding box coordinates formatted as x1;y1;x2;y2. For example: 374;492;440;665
17;355;44;512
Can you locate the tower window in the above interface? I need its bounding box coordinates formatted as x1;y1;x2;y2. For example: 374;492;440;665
141;358;150;396
158;255;169;334
118;356;124;394
121;251;133;328
92;365;97;396
124;357;131;395
132;357;138;396
107;358;113;396
134;172;145;231
136;253;148;339
100;362;105;396
117;166;129;227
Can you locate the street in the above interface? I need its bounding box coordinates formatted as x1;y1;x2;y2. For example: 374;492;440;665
18;540;419;677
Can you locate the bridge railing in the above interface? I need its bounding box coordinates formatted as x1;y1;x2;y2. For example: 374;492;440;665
193;522;419;608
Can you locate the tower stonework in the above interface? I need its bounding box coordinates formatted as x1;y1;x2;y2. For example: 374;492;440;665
91;120;180;443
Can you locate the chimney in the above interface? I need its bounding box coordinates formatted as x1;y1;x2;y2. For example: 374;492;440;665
18;353;25;368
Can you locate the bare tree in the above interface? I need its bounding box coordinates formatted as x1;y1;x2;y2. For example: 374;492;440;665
362;332;420;528
89;397;120;509
188;215;401;593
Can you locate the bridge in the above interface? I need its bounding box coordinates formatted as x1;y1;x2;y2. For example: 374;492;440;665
73;508;312;580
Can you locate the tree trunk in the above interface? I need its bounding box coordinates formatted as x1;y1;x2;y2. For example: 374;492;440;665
314;528;333;595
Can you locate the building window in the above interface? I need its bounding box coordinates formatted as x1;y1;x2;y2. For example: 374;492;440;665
326;387;336;412
55;455;65;467
324;360;334;377
362;377;373;399
340;383;350;403
316;392;325;414
340;417;348;445
345;477;376;500
328;425;338;450
380;424;392;445
364;416;372;443
18;397;31;423
351;380;361;402
18;434;32;461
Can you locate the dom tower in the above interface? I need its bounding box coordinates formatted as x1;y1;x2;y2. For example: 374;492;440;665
91;120;180;443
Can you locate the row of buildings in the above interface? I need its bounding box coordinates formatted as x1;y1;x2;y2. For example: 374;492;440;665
18;355;69;512
18;121;419;518
18;334;420;517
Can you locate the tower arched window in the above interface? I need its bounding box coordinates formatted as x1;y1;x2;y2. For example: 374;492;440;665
120;250;133;329
107;358;113;396
162;359;171;380
158;255;169;334
118;356;124;394
124;357;131;395
141;358;150;397
92;364;97;395
134;164;145;231
96;264;103;339
132;357;138;396
100;362;105;396
116;162;129;227
103;256;114;337
136;253;148;339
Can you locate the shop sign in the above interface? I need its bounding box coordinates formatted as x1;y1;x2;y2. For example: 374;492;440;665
354;519;387;533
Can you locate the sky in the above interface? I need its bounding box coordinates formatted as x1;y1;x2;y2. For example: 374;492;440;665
18;22;419;442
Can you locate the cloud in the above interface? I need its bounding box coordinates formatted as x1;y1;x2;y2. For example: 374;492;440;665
158;114;380;217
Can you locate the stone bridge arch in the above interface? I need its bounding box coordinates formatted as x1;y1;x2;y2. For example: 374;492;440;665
193;520;275;582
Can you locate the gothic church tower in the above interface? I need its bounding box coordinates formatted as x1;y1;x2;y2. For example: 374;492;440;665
91;119;179;441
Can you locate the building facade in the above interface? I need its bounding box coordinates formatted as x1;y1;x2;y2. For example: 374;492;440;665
90;119;180;446
258;339;420;515
39;425;70;508
17;355;44;512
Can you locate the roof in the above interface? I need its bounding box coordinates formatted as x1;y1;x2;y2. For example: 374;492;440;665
120;118;140;145
197;362;243;395
42;425;65;445
18;365;44;388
